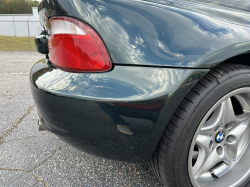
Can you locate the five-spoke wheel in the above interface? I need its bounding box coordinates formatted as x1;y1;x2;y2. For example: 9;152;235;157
189;88;250;186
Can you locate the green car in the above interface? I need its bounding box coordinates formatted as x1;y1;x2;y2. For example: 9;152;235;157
32;0;250;186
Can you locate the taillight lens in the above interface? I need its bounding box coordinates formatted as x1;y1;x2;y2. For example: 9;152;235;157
48;17;111;72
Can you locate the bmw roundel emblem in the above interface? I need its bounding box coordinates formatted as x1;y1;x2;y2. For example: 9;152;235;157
215;131;224;143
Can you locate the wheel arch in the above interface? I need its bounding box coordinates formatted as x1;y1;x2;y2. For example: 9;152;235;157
199;42;250;68
220;51;250;67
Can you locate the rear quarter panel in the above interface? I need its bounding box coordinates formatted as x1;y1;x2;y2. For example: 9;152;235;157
40;0;250;68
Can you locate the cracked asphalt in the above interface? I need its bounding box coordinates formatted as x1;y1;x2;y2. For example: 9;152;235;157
0;51;163;187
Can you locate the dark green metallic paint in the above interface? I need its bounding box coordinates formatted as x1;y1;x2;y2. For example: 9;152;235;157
35;35;48;54
39;0;250;68
30;59;208;163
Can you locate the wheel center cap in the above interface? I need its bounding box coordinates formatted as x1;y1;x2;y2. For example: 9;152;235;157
215;131;224;143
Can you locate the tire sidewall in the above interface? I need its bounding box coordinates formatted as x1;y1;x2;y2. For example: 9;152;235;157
175;72;250;187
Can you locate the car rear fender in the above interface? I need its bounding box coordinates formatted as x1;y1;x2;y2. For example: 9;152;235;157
38;0;250;68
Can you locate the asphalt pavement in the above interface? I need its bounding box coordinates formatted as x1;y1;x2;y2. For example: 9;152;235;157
0;51;163;187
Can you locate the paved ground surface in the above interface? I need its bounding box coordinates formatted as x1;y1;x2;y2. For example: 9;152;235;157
0;51;163;187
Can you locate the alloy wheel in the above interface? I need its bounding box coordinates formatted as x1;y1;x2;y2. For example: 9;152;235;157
189;88;250;186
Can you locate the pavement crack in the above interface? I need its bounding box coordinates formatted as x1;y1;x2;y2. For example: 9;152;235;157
126;165;137;187
0;168;48;187
31;144;67;171
0;105;35;145
0;144;66;186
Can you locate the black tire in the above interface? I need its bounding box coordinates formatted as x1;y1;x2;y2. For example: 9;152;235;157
150;63;250;187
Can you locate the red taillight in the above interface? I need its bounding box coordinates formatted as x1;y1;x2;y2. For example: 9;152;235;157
48;17;111;72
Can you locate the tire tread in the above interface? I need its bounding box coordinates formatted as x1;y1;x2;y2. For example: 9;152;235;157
149;63;250;187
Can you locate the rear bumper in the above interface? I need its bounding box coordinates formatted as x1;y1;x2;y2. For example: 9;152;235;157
30;59;208;164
